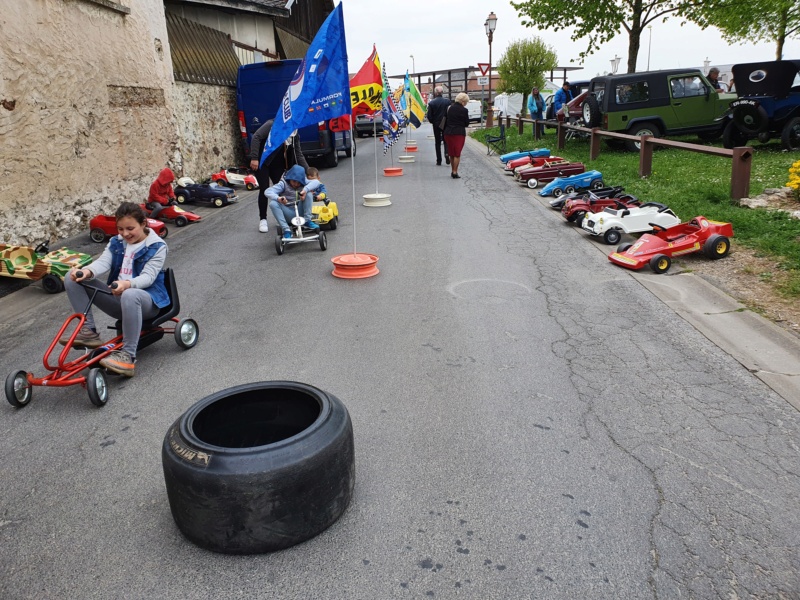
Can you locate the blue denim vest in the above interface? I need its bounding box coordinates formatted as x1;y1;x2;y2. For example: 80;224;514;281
107;237;169;308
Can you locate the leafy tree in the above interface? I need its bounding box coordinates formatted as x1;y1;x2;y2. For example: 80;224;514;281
678;0;799;60
510;0;691;74
495;38;558;117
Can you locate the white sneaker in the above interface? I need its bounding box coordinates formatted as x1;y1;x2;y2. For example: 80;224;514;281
258;219;269;233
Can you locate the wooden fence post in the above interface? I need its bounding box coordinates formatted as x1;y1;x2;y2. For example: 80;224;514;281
638;136;654;177
590;128;601;160
557;122;565;151
730;147;753;200
517;114;523;136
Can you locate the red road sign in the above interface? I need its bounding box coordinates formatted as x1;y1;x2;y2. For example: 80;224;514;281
478;63;491;76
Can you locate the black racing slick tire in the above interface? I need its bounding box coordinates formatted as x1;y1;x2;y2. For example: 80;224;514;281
162;381;355;554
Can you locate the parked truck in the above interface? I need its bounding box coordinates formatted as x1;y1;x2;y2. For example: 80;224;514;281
237;60;353;168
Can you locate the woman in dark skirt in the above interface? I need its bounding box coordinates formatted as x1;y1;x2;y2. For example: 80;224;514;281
443;92;470;179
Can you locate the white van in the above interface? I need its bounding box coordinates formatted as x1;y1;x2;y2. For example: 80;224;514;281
466;100;482;123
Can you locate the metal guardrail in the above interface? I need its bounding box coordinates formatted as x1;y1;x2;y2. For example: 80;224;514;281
506;115;752;200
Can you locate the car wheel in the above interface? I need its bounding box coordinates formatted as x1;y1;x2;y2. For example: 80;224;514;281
87;368;109;407
246;183;255;191
5;370;32;408
275;235;285;255
590;179;605;190
649;254;671;274
158;227;168;239
625;122;660;152
703;234;730;259
161;381;355;554
175;216;188;227
213;198;224;208
175;318;199;349
603;229;622;245
329;215;338;230
722;121;749;149
552;188;563;197
733;103;769;134
90;228;106;243
581;95;601;127
176;194;187;204
324;148;339;168
216;179;226;186
526;178;539;189
41;274;64;294
617;242;633;253
319;231;327;251
780;117;800;151
574;211;586;228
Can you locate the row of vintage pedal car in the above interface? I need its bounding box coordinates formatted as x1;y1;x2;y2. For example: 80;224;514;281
498;148;734;274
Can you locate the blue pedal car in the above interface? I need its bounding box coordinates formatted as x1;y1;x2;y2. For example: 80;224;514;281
499;148;551;163
539;170;604;197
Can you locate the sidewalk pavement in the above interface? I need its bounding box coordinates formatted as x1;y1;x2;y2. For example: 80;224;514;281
475;137;800;412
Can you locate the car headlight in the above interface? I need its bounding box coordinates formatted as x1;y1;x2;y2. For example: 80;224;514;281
598;217;604;225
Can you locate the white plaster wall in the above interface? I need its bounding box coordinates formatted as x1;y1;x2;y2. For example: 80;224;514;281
172;82;245;180
0;0;179;245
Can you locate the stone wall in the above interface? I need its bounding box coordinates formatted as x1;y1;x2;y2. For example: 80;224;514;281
0;0;178;245
172;82;245;181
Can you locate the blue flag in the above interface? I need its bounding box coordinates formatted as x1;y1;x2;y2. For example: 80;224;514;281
261;3;350;166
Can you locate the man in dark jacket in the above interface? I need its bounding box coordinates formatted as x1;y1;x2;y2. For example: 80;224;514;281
426;87;451;166
248;119;309;233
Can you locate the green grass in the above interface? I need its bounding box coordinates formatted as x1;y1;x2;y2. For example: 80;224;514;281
473;126;800;297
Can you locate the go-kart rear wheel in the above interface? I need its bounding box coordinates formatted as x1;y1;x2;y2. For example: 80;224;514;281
175;216;188;227
649;254;671;274
574;211;586;228
603;229;622;245
564;186;575;194
328;216;338;230
42;274;64;294
90;228;106;243
159;227;169;239
5;370;32;408
246;183;255;191
703;234;730;259
526;178;539;189
275;235;285;256
319;231;328;251
176;194;187;205
213;198;224;208
87;368;109;407
175;318;199;349
617;242;633;253
216;179;226;186
591;179;605;190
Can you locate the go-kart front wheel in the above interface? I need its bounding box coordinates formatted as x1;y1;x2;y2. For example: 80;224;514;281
703;235;730;259
175;216;188;227
617;242;633;253
5;370;32;408
328;216;338;230
175;194;187;205
649;254;671;274
246;183;255;191
552;188;563;197
603;229;622;245
90;228;106;243
319;231;328;251
41;274;64;294
87;368;109;407
175;318;199;349
158;227;169;239
275;235;285;256
213;198;224;208
590;179;605;190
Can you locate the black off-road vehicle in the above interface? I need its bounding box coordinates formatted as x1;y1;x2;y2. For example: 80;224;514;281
723;60;800;151
581;69;736;150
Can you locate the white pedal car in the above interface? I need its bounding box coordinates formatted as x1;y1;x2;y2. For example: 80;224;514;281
582;202;681;245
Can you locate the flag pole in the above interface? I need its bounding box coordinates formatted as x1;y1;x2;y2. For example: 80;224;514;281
374;119;379;194
350;116;358;256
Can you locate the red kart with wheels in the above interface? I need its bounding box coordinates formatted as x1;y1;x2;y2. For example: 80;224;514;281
89;214;168;243
608;216;733;274
504;155;564;174
4;269;199;408
140;202;201;227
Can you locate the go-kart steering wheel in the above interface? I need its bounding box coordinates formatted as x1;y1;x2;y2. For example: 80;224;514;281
649;223;668;233
34;242;49;255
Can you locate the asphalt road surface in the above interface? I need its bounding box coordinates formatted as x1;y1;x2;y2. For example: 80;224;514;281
1;125;799;599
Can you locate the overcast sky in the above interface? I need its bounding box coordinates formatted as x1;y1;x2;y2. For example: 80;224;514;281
334;0;800;85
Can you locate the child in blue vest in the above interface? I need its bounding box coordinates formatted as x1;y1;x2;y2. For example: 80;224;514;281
61;202;168;377
266;164;322;238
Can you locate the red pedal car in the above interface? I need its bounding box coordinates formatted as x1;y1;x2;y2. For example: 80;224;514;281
608;216;733;274
89;215;168;243
514;160;585;189
561;191;641;228
504;155;564;174
210;167;258;190
140;203;201;227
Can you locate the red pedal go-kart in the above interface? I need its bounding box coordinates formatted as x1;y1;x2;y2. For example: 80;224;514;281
608;216;733;274
4;268;198;408
141;202;201;227
504;155;564;174
562;191;641;228
89;214;168;243
515;160;585;189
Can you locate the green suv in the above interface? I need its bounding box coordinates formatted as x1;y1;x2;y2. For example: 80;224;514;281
581;69;737;150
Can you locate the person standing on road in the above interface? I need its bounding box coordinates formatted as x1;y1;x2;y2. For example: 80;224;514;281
443;93;470;179
248;120;309;233
527;86;545;137
426;86;451;166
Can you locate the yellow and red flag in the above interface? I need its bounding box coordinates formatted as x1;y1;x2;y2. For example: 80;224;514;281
350;45;383;116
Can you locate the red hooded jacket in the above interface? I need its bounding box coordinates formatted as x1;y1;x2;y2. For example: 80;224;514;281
148;168;176;205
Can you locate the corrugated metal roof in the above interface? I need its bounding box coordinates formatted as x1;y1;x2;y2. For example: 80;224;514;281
275;25;309;59
167;13;241;87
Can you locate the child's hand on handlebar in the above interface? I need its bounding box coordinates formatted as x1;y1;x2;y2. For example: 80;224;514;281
299;190;307;200
110;280;130;296
278;196;288;205
71;268;91;282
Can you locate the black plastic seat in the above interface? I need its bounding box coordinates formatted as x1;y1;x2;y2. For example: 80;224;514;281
144;268;180;328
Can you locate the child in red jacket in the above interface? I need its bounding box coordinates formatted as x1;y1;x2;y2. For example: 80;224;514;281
147;168;176;219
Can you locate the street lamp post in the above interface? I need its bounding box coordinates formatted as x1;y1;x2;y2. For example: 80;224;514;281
410;54;415;75
647;26;652;71
485;11;497;128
